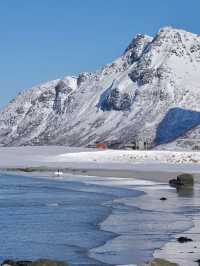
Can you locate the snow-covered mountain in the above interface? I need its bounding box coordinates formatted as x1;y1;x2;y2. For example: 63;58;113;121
1;26;200;148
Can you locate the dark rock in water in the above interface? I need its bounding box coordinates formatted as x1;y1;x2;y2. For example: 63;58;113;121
177;173;194;186
195;259;200;266
169;178;183;187
142;258;179;265
169;173;194;188
177;236;193;243
1;260;70;266
160;197;167;201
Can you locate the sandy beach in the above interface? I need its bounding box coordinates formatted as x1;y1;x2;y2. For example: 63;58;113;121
1;146;200;266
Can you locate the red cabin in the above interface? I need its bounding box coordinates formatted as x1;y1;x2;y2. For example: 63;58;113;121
96;143;108;150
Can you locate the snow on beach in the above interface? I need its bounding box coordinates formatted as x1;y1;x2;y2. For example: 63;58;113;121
1;146;200;175
43;148;200;176
49;149;200;165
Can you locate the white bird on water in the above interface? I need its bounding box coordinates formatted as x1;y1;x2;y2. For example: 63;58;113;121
54;169;63;177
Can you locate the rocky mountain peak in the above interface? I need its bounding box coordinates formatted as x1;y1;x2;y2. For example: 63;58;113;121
124;34;152;63
150;26;200;60
1;27;200;148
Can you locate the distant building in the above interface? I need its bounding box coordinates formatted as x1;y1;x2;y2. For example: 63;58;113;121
96;143;108;149
87;138;152;150
124;138;152;150
87;144;96;149
107;141;121;149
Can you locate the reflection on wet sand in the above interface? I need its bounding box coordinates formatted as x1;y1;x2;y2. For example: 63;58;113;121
176;186;194;197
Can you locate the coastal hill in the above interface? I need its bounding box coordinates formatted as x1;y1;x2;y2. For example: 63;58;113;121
1;27;200;149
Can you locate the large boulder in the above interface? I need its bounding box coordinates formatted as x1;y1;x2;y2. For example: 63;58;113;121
169;173;194;187
177;173;194;186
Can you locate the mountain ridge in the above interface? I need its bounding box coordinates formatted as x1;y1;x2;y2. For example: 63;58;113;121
1;26;200;149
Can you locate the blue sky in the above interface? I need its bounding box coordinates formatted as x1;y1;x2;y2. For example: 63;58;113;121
0;0;200;107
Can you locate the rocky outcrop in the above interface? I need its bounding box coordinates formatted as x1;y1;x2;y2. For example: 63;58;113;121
99;87;133;111
177;236;193;243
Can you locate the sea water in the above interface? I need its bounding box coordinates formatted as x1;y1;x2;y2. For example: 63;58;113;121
0;174;140;265
0;173;198;266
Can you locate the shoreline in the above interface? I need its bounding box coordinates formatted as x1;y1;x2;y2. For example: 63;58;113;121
0;172;125;266
1;146;200;265
0;169;199;266
2;164;199;183
90;185;143;266
0;146;200;182
87;177;196;266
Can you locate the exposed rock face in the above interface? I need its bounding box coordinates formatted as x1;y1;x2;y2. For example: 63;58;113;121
1;27;200;147
99;87;132;111
124;34;152;62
